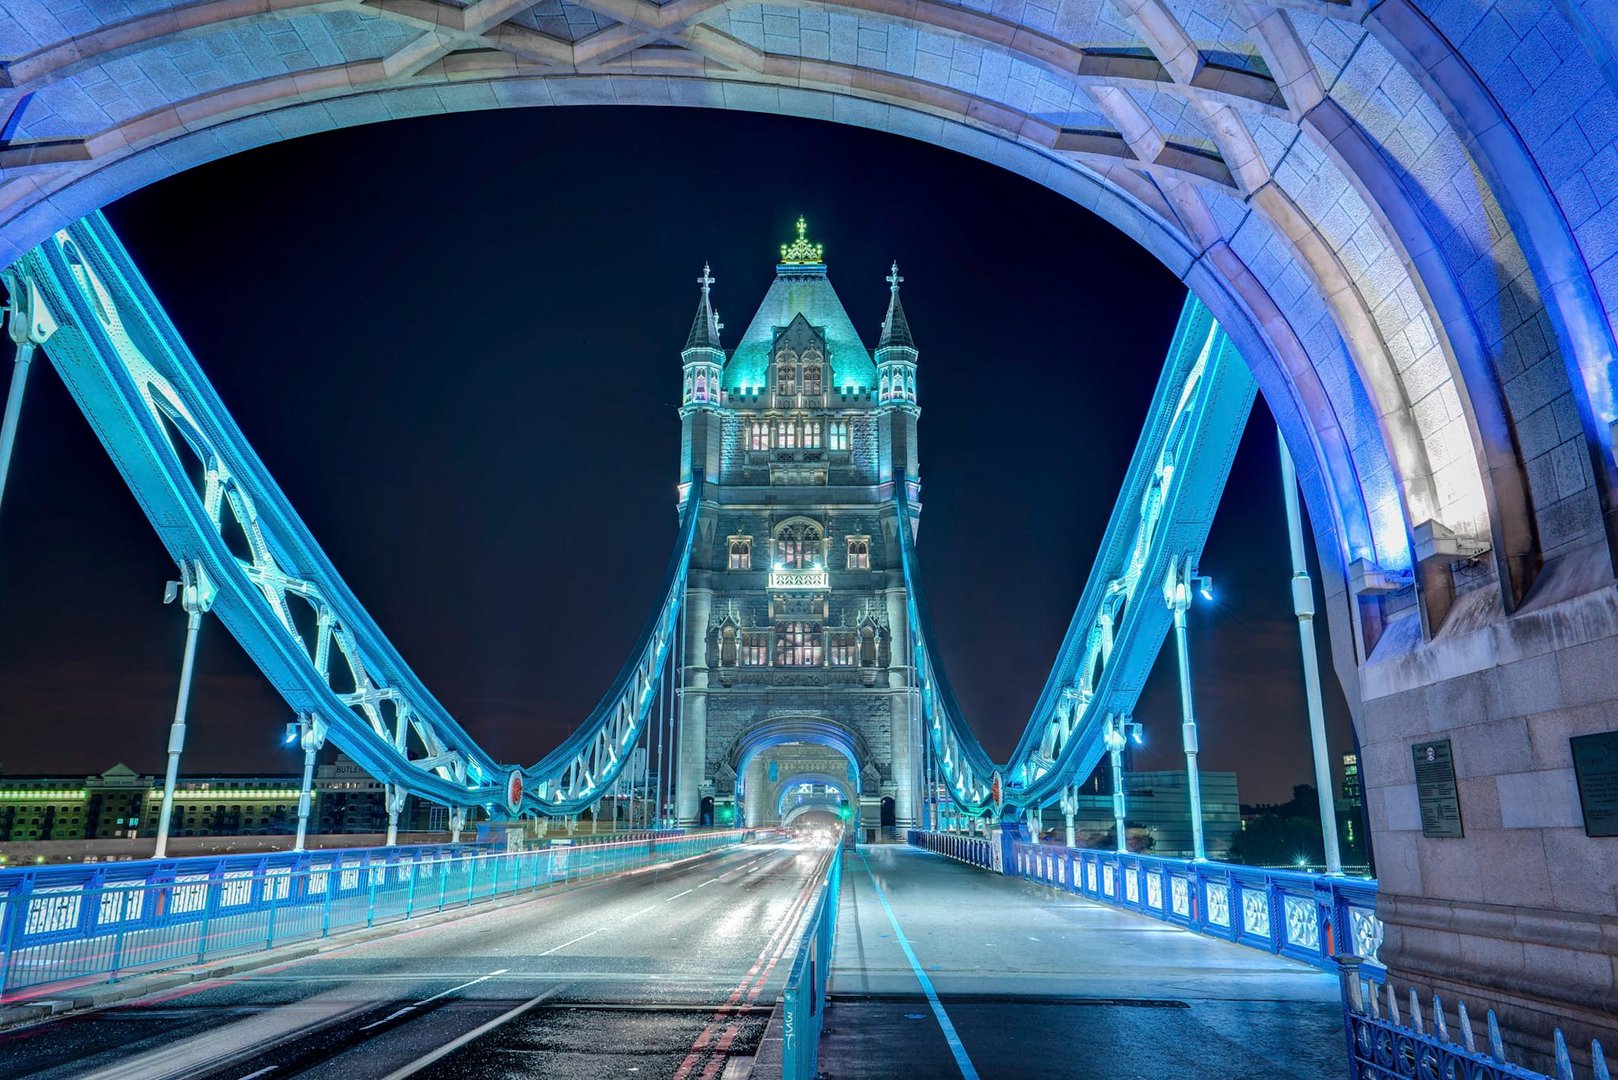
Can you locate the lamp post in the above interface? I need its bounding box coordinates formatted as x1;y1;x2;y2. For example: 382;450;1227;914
1165;557;1212;861
1278;430;1344;874
1102;714;1143;853
153;561;215;859
287;714;326;852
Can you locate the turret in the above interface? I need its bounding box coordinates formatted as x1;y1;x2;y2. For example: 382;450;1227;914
875;263;920;497
875;262;917;408
679;264;725;500
682;263;724;409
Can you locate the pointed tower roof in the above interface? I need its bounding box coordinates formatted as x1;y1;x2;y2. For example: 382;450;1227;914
723;218;877;393
684;263;723;352
877;262;915;352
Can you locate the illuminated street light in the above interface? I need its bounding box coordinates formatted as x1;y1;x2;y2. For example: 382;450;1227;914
1164;556;1209;861
1103;714;1143;854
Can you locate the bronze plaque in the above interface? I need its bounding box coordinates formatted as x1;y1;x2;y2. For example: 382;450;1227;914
1571;731;1618;838
1412;739;1463;839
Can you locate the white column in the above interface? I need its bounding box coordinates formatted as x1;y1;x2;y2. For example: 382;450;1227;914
153;563;213;859
1166;561;1207;861
0;339;35;516
1279;430;1344;874
449;806;466;844
292;714;325;852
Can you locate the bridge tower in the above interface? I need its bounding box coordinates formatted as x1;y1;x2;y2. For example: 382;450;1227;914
674;219;922;835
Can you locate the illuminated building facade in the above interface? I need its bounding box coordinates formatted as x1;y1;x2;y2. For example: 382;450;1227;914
0;757;440;842
674;221;921;833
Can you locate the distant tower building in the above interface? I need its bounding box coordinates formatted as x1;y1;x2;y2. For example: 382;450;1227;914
673;219;922;835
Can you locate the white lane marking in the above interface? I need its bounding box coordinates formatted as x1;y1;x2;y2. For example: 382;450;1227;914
697;878;722;888
620;904;659;922
379;985;566;1080
238;1069;277;1079
357;969;509;1031
540;927;605;956
665;889;693;901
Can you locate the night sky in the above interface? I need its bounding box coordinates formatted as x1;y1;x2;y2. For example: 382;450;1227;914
0;106;1354;804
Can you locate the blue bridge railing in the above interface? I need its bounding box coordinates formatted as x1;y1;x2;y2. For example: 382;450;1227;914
0;830;757;996
781;848;843;1080
1337;956;1612;1080
909;829;1383;973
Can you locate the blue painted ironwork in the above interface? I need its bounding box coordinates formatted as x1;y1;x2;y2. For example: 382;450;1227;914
780;848;842;1080
894;296;1256;818
0;830;757;995
1337;956;1612;1080
909;830;1380;973
12;213;700;818
907;828;992;870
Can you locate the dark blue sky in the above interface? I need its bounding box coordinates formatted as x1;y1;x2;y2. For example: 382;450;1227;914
0;106;1353;804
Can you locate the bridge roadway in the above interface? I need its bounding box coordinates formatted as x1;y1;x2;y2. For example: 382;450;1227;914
0;840;827;1079
824;845;1346;1079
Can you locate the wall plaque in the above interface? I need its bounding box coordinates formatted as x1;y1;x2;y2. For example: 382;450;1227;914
1570;731;1618;838
1412;739;1463;838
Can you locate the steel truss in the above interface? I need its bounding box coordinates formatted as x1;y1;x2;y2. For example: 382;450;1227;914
8;213;698;817
898;296;1256;818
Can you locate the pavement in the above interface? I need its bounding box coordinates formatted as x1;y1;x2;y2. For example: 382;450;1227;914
821;845;1348;1080
0;840;833;1080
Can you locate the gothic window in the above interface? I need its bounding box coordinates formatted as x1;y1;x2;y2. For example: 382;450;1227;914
880;374;890;401
775;621;823;666
846;537;870;570
741;632;768;666
776;349;798;396
829;631;856;667
728;537;752;571
802;420;822;449
803;363;822;397
749;421;769;451
829;421;849;451
779;421;798;449
775;520;823;569
694;371;708;402
718;624;738;667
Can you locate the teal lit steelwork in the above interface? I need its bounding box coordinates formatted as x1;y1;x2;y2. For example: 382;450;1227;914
11;213;699;819
895;296;1256;820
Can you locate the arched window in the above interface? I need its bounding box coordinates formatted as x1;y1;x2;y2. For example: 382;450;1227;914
802;362;822;397
846;537;870;570
879;374;890;401
749;421;769;451
719;624;738;667
728;537;752;570
775;520;823;569
776;347;798;396
694;371;708;402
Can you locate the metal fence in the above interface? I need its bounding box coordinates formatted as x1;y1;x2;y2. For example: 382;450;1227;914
908;828;993;869
780;849;844;1080
908;829;1383;973
1337;956;1612;1080
0;830;756;995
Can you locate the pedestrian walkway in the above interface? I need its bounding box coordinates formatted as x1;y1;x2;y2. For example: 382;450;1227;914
822;845;1346;1079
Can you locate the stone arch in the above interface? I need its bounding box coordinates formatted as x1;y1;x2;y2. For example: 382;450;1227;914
721;714;880;799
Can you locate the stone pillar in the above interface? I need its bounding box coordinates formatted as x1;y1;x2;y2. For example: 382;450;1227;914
1360;583;1618;1066
676;586;712;827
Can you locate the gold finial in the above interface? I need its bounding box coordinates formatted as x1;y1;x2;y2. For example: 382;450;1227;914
779;216;825;265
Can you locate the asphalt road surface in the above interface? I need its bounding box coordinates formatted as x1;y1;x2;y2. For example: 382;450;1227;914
0;840;830;1080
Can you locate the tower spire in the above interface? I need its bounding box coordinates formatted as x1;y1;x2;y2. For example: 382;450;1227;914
685;262;723;351
878;261;914;351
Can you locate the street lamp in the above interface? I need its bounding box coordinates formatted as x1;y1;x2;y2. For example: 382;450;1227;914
1103;714;1143;853
1165;556;1210;861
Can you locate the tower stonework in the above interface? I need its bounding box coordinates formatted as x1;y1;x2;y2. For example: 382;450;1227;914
674;221;922;833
